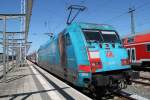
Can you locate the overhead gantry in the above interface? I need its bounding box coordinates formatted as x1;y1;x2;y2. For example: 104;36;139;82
0;0;33;81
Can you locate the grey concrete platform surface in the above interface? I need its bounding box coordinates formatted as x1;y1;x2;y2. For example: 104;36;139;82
0;61;15;79
0;61;92;100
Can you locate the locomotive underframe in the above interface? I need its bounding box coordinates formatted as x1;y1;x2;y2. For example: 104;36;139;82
142;61;150;67
85;69;139;92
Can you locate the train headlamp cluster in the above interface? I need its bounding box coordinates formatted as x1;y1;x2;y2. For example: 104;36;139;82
121;59;130;65
87;50;102;72
91;62;101;66
89;51;99;59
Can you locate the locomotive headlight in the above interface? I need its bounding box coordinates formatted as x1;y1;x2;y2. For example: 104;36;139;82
91;61;102;72
87;51;102;72
91;62;96;66
91;62;100;66
89;51;99;59
121;59;130;65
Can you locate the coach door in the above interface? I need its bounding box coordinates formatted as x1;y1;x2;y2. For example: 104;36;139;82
127;48;136;63
131;48;136;63
127;48;131;62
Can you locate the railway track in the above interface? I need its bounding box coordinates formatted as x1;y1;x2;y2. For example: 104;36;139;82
80;87;149;100
81;88;149;100
113;91;149;100
113;91;136;100
139;76;150;81
131;76;150;86
133;67;150;72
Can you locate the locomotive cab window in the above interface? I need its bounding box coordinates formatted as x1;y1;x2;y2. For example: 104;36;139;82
100;31;121;43
82;30;103;43
83;30;121;43
147;44;150;52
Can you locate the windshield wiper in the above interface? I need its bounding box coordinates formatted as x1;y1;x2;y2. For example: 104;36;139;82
87;40;99;43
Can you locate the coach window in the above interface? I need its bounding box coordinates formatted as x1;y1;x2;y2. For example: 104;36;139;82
122;39;125;43
147;44;150;52
127;49;130;60
127;37;134;43
65;33;71;46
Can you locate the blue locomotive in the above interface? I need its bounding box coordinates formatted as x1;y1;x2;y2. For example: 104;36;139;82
37;22;138;94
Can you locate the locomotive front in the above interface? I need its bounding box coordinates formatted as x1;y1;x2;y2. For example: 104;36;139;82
75;23;139;93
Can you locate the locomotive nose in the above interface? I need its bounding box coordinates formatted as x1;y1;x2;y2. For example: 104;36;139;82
88;43;130;73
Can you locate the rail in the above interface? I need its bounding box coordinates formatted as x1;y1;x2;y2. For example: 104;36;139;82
114;91;149;100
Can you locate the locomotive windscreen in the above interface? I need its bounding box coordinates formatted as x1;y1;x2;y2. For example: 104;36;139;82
100;31;121;43
83;30;121;43
83;30;103;42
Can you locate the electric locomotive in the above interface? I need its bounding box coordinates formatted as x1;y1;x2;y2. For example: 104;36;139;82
37;22;138;94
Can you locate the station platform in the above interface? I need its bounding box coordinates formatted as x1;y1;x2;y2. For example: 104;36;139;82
0;61;92;100
0;62;15;79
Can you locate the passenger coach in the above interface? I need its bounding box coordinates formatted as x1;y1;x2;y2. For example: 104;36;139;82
122;32;150;67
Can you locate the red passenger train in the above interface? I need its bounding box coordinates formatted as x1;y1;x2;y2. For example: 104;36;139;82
122;32;150;67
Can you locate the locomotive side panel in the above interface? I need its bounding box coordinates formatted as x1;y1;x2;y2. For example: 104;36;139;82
38;44;50;71
67;24;91;86
58;31;79;84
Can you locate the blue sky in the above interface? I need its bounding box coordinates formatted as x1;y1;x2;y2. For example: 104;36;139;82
0;0;150;53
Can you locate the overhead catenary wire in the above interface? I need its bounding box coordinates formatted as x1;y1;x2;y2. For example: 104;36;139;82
103;1;150;23
135;2;150;10
103;12;128;23
130;2;150;32
137;19;150;27
46;0;150;35
45;0;72;34
80;0;87;5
